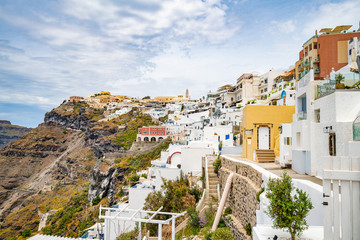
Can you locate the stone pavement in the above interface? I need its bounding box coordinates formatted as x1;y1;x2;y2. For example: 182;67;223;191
224;154;323;186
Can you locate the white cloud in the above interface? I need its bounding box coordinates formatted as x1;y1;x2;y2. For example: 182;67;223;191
270;20;296;34
302;1;360;36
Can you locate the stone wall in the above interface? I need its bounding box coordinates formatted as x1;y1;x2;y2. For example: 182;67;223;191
219;156;262;239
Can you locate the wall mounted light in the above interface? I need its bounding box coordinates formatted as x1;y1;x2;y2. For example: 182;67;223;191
323;126;332;133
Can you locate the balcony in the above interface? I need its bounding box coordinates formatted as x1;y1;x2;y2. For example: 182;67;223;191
303;61;310;67
315;72;360;99
298;111;307;120
300;69;309;78
314;68;320;73
313;58;320;63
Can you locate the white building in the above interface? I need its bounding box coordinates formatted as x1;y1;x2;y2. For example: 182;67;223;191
291;68;360;177
278;123;292;167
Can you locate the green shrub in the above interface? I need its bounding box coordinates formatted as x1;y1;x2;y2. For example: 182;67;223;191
211;228;234;240
116;230;138;240
92;196;101;205
187;206;200;228
189;186;203;203
205;232;213;240
256;187;265;202
22;229;31;238
224;207;232;215
244;223;252;236
217;218;226;228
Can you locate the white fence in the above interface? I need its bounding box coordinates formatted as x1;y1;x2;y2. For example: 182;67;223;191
323;156;360;240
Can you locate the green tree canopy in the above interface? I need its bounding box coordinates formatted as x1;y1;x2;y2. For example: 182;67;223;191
265;173;313;240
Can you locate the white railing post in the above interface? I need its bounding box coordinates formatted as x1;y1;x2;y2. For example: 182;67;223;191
158;224;162;240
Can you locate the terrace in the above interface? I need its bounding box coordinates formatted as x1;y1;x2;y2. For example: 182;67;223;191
315;72;360;99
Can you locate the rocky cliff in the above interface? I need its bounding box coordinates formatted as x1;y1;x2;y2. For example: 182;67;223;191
0;120;32;150
0;101;163;239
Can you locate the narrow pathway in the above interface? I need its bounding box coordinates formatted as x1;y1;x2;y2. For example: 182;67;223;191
224;155;322;186
0;136;84;219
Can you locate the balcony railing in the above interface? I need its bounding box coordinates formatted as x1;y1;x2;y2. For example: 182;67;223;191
314;68;320;73
298;111;307;120
313;58;320;63
315;72;360;99
315;79;336;99
303;61;310;67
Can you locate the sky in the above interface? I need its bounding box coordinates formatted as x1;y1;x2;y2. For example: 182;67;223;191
0;0;360;127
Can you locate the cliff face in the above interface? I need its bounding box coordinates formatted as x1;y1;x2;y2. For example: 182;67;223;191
88;161;127;205
0;102;160;239
0;120;33;150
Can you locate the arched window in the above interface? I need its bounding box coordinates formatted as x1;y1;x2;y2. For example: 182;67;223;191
354;115;360;141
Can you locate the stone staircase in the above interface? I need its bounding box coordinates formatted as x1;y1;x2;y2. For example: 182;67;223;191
255;149;275;163
207;161;219;201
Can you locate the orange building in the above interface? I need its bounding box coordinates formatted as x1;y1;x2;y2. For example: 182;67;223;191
69;96;84;102
296;25;360;80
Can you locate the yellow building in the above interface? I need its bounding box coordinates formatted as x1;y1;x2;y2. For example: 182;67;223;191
114;95;129;101
242;105;295;162
154;96;175;102
101;91;111;95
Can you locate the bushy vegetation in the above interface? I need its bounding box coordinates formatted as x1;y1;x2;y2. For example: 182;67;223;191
158;115;168;122
114;109;156;150
116;230;138;240
211;228;234;240
91;196;101;205
144;175;202;236
266;173;313;240
224;207;232;215
42;190;97;238
115;140;171;172
21;229;31;238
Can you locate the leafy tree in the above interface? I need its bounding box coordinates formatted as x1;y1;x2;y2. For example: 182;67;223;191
142;96;151;100
265;173;313;240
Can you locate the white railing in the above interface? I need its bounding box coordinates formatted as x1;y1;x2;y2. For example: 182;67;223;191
323;156;360;240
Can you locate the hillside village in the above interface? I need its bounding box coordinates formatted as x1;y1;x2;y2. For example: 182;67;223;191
1;26;360;240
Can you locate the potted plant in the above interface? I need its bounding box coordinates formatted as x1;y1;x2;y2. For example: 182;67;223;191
335;73;345;89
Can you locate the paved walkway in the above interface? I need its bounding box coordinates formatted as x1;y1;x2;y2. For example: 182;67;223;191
225;154;323;186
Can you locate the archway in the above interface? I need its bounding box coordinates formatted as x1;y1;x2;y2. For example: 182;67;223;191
144;137;149;142
138;137;141;142
151;137;156;142
168;151;181;164
158;137;163;142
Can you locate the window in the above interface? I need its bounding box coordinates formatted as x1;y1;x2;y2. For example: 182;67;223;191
315;109;320;123
284;137;292;145
354;116;360;141
314;42;317;49
329;133;336;156
296;132;301;148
